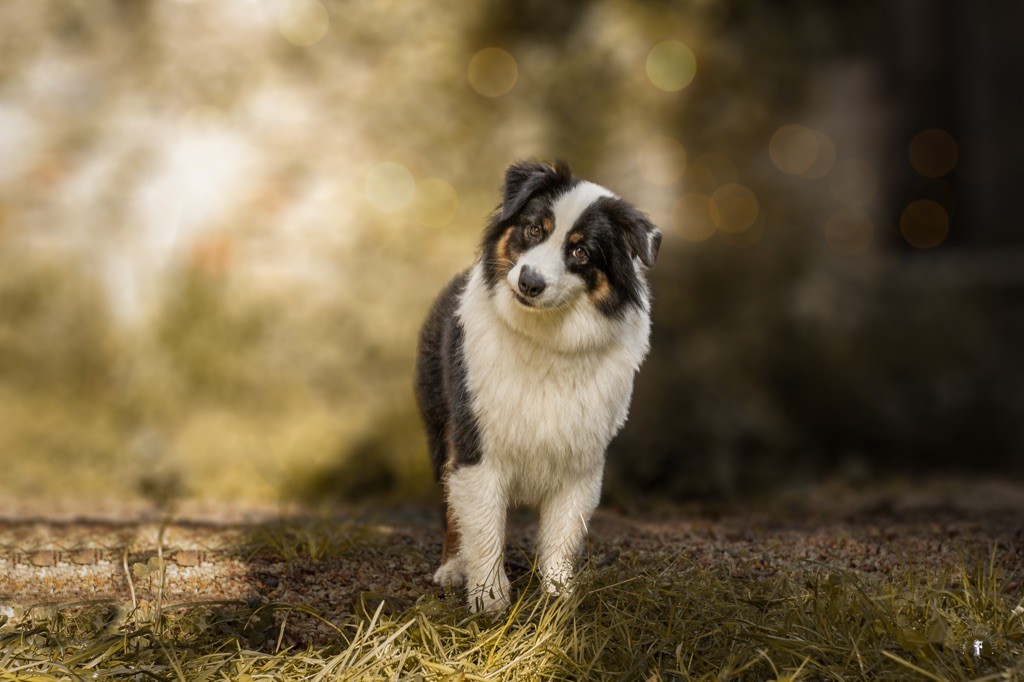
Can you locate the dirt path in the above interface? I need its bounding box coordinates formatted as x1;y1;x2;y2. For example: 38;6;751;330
2;479;1022;645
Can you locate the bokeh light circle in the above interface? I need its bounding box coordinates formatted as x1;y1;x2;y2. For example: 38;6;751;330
645;40;697;92
909;128;958;177
365;162;415;213
709;183;759;234
279;0;330;47
769;124;818;175
799;130;836;179
412;178;459;227
636;136;687;186
824;207;873;256
900;199;949;249
685;152;737;194
671;193;716;242
468;48;518;98
829;159;878;206
722;216;765;248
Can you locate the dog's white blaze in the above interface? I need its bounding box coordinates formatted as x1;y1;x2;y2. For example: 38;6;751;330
507;181;617;309
452;262;650;603
552;181;617;230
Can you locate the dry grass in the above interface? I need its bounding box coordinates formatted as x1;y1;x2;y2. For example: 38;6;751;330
2;536;1022;681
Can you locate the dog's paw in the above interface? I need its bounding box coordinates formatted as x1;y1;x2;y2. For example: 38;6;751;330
541;577;575;597
468;586;510;614
541;562;576;596
466;571;511;613
432;560;466;587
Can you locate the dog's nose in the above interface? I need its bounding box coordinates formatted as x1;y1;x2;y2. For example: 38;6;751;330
518;266;546;298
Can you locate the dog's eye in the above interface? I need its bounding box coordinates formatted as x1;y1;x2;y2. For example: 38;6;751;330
525;225;542;240
572;246;589;264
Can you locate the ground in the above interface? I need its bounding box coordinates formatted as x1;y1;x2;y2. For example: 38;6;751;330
1;477;1022;679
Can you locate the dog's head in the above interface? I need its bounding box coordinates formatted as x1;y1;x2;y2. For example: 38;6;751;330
481;160;661;318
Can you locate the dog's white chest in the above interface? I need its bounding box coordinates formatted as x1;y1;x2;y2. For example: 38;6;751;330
457;270;649;502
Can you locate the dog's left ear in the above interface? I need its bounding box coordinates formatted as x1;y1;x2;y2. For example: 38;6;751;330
499;160;571;222
610;201;662;268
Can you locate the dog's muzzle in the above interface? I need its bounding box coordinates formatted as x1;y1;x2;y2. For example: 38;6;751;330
517;266;547;299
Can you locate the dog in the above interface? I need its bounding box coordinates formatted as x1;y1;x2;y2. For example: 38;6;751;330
414;160;661;612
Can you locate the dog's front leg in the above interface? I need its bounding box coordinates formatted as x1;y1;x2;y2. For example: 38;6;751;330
537;467;603;594
446;463;510;612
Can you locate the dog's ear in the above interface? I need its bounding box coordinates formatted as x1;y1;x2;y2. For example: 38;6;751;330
498;160;571;222
608;201;662;268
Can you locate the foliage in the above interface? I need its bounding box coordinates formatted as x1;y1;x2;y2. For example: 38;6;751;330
1;0;1021;507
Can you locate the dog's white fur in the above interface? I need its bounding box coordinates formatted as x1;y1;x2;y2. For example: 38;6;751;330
434;182;653;612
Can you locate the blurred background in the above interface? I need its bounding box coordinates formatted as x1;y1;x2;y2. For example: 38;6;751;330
0;0;1021;507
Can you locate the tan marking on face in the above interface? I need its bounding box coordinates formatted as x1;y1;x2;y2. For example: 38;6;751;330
494;225;517;278
588;270;612;305
542;216;555;234
568;231;584;245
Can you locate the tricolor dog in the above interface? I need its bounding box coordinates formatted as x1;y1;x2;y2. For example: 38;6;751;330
414;160;660;612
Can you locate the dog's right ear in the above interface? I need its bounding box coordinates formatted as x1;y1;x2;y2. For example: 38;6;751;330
498;160;571;222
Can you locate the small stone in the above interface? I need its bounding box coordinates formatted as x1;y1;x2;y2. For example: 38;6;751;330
173;550;202;567
70;549;101;565
30;551;59;567
596;550;619;568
